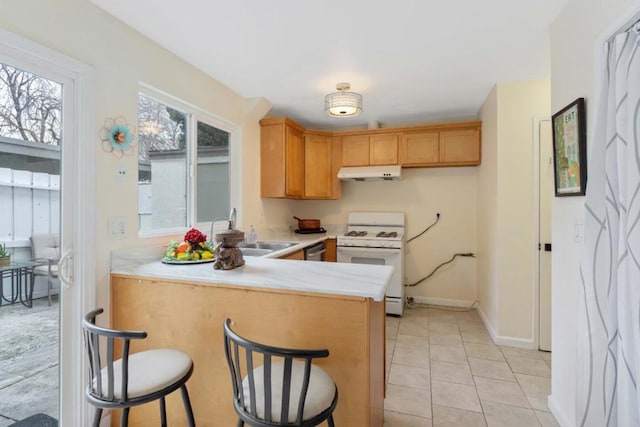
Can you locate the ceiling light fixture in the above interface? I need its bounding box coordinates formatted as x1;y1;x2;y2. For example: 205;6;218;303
324;82;363;117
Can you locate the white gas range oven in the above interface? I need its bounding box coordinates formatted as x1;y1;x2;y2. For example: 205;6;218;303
337;212;405;316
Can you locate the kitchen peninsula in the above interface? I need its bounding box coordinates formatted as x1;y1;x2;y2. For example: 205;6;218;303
110;256;391;426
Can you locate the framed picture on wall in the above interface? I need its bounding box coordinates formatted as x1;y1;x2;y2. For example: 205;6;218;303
552;97;587;196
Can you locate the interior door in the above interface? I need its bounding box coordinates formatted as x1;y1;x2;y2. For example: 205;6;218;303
539;119;553;351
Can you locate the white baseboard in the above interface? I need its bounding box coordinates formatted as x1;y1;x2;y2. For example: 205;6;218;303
476;304;536;349
411;296;475;308
548;395;574;427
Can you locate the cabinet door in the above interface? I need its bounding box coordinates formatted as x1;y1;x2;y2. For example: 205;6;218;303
279;249;305;260
342;135;370;166
399;132;439;166
370;134;398;165
304;134;332;199
324;238;337;262
260;124;286;197
285;125;304;197
439;129;480;165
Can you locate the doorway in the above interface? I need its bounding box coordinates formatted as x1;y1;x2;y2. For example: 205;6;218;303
0;30;96;426
534;118;553;351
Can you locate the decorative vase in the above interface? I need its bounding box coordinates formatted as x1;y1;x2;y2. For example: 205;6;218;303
0;255;10;266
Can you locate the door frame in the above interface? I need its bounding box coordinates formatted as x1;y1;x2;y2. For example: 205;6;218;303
531;116;551;351
0;30;96;426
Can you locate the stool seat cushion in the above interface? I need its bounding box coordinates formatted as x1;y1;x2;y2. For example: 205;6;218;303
97;349;192;399
242;360;336;423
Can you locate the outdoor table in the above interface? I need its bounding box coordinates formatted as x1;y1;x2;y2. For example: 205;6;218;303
0;260;45;308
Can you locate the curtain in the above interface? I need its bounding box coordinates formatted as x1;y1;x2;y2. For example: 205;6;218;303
576;23;640;427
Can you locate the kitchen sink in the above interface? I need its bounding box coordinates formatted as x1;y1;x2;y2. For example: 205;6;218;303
238;241;297;257
238;247;273;257
241;242;297;251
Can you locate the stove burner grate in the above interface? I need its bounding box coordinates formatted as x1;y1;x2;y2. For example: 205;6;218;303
376;231;398;238
345;231;368;237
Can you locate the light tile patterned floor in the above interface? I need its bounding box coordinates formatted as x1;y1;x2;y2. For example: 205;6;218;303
383;305;558;427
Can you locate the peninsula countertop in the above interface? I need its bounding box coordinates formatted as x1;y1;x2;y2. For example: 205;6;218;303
110;257;392;302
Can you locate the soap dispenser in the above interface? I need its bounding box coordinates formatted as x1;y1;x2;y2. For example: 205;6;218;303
247;225;258;245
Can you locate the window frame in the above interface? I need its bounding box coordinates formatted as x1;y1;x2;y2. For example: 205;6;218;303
137;84;239;238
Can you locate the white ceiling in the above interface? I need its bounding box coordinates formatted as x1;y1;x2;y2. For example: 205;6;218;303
91;0;568;130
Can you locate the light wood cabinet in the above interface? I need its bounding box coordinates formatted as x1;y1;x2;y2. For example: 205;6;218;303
260;118;341;200
439;128;480;165
260;118;481;198
400;124;481;167
278;249;305;260
370;134;398;165
110;274;385;426
341;135;370;166
342;133;398;166
325;238;337;262
260;118;305;198
399;131;440;166
304;133;341;199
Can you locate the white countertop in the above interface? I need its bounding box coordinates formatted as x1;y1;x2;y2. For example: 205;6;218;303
111;257;392;302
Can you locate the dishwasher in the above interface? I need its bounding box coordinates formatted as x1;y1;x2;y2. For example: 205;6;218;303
304;242;326;261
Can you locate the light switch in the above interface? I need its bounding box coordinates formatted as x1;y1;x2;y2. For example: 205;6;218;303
109;217;127;239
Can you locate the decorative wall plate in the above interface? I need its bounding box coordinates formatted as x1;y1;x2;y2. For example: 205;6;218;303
99;116;136;159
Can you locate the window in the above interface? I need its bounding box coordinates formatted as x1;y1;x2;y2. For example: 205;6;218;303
137;89;233;235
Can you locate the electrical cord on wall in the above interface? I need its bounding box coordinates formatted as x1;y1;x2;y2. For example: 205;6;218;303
406;213;440;243
405;252;476;287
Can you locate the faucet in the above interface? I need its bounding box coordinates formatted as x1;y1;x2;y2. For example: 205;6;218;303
229;207;237;230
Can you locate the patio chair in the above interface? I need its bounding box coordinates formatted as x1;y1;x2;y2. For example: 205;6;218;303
30;233;60;306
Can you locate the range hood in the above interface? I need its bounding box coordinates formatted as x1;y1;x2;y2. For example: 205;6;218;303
337;165;401;181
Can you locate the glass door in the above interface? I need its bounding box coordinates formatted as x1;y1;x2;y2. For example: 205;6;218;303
0;31;95;426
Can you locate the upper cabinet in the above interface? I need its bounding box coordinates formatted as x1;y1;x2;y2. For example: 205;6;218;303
342;133;399;166
260;118;341;200
260;118;305;198
399;123;481;167
260;118;481;199
304;132;341;199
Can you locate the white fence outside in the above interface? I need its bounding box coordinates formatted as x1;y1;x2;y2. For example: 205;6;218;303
0;167;60;250
0;167;60;300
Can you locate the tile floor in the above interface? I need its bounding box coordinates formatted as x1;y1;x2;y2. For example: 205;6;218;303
383;305;558;427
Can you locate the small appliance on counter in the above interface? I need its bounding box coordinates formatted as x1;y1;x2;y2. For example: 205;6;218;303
213;221;245;270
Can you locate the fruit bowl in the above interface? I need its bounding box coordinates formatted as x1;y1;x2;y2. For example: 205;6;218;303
162;228;215;264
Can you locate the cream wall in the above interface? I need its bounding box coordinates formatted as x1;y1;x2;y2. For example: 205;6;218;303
292;167;479;304
476;80;550;344
478;86;499;329
0;0;290;315
548;0;637;425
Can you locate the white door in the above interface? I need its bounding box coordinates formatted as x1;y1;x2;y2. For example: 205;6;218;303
539;119;553;351
0;31;96;426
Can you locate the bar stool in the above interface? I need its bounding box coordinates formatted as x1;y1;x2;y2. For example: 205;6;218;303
223;318;338;426
82;308;196;427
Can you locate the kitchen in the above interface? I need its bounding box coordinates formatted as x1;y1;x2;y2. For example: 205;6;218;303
1;0;634;425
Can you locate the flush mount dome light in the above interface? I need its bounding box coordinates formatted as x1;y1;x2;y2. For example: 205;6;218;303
324;82;363;117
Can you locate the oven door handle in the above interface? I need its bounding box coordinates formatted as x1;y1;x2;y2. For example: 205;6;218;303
337;246;401;254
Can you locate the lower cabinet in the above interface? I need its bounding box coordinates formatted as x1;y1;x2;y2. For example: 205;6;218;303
110;274;385;426
325;238;337;262
278;249;304;260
